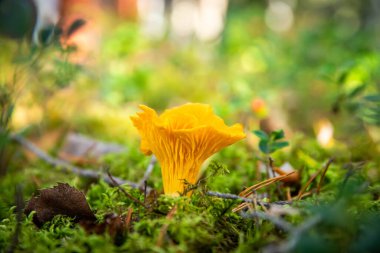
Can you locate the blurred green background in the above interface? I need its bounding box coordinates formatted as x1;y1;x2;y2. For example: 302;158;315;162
1;0;379;145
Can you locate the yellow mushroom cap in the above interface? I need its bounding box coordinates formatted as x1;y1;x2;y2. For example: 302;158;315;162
130;103;246;196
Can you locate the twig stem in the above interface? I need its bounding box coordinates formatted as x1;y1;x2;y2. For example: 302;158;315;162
317;158;334;195
106;170;147;209
12;134;292;209
11;134;140;188
138;155;157;188
206;191;291;208
240;210;294;232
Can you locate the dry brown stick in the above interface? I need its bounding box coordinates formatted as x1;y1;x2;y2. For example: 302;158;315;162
241;177;279;195
286;187;292;201
269;157;283;198
266;214;322;253
206;191;291;208
244;173;294;194
239;172;295;197
125;207;134;232
11;134;141;189
251;192;260;226
293;189;316;200
297;159;334;201
233;192;260;215
106;170;147;209
317;158;334;195
296;170;322;201
259;202;268;212
240;210;294;232
252;192;258;211
156;205;177;247
232;191;290;213
232;202;249;213
12;134;293;208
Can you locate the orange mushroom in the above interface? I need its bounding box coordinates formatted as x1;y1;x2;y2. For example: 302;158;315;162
131;103;246;196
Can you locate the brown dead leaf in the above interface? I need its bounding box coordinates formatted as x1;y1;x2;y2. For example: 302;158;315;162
274;162;300;184
25;183;130;245
79;213;127;245
25;183;96;227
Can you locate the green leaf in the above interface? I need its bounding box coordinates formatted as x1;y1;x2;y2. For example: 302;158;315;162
362;111;380;125
259;140;270;154
347;84;365;98
271;129;285;140
253;130;268;140
271;141;289;151
337;71;348;85
363;94;380;103
5;104;14;124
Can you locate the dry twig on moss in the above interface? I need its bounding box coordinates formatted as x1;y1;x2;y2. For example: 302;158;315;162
106;170;147;209
156;205;177;247
137;155;157;189
264;215;322;253
240;210;293;232
241;209;322;253
11;134;138;188
239;172;295;197
317;158;334;195
297;158;333;200
206;191;291;209
12;134;292;209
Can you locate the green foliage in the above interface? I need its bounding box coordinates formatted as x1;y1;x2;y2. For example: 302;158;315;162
332;54;380;126
253;129;289;154
207;161;230;177
359;94;380;126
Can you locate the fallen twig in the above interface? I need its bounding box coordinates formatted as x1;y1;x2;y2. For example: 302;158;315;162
156;205;177;247
232;172;294;212
12;134;293;209
240;207;322;253
106;170;147;209
317;158;334;195
269;157;283;198
239;172;295;197
264;215;322;253
286;215;321;249
11;134;140;189
206;191;291;209
297;158;334;200
296;170;321;200
240;210;294;232
138;155;157;188
125;207;134;232
293;189;316;200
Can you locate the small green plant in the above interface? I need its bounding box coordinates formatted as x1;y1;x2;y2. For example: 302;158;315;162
181;161;230;196
253;129;289;154
207;161;230;177
359;94;380;126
